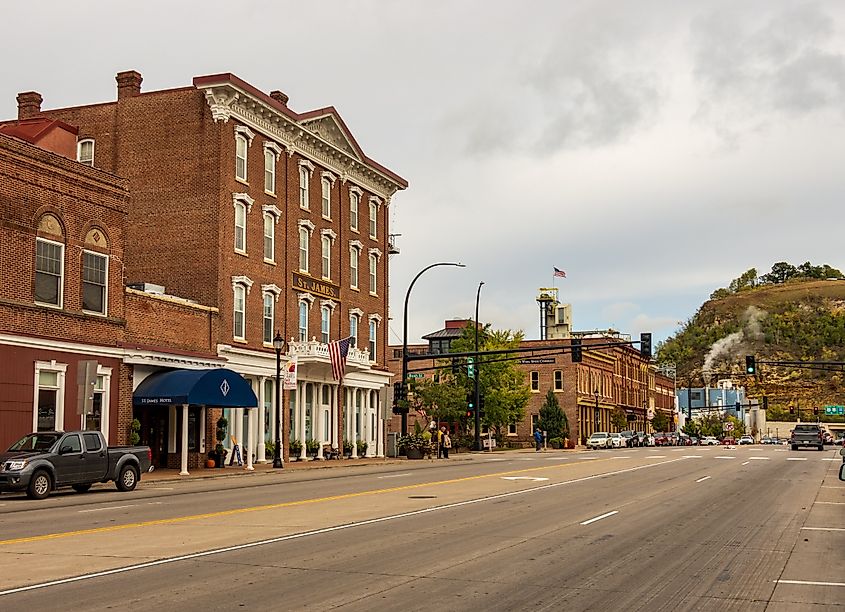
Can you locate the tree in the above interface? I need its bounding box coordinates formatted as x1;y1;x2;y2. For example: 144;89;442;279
761;262;798;285
651;411;669;432
728;268;758;293
538;389;569;440
710;287;731;300
407;376;466;425
610;406;628;431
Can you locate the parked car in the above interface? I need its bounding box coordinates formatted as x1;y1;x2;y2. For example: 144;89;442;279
739;435;754;445
587;432;611;449
609;432;625;448
653;432;669;446
701;436;720;446
761;436;772;445
619;430;640;447
689;436;699;446
721;437;737;445
641;433;655;447
0;431;152;500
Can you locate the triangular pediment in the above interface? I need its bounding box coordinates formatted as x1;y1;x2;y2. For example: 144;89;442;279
300;113;362;160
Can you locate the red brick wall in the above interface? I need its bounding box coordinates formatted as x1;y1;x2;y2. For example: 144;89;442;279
125;289;219;353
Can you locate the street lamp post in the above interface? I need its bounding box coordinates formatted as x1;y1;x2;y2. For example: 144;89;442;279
401;262;465;434
594;388;600;434
474;281;484;451
273;332;285;469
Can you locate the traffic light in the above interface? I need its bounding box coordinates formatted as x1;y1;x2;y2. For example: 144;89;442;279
466;392;474;410
452;359;459;375
571;337;582;363
789;406;795;414
640;333;652;359
479;394;486;417
745;355;756;374
813;407;819;415
762;396;769;411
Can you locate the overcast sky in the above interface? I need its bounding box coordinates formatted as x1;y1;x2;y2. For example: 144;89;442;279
4;1;844;347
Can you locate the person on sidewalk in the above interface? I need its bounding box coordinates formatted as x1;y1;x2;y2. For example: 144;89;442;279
534;428;543;452
442;431;452;459
437;426;446;458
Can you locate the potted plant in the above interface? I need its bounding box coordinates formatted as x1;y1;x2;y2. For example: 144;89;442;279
343;439;354;458
128;419;141;446
289;438;303;460
305;438;320;459
214;416;228;468
549;437;562;449
397;433;430;459
356;439;368;457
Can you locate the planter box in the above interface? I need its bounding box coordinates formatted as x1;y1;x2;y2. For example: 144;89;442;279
405;448;423;460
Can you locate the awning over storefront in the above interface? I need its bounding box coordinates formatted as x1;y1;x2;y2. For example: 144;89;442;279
133;368;257;407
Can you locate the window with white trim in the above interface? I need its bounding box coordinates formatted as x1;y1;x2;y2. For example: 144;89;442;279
350;191;359;231
298;301;309;341
321;235;331;279
369;201;377;239
508;422;518;435
236;134;248;181
264;149;275;194
349;313;359;348
35;238;64;307
82;368;112;438
299;227;309;273
368;319;377;361
299;166;310;209
82;251;108;315
34;361;67;432
263;292;275;345
233;284;246;340
369;253;377;295
350;246;359;289
554;370;563;391
263;213;274;262
321;177;331;218
234;201;247;253
321;305;331;344
77;139;94;167
530;371;540;392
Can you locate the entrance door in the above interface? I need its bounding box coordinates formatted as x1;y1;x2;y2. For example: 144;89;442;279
136;406;169;468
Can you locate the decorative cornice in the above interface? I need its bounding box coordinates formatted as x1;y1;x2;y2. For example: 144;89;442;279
298;219;315;233
321;228;337;243
349;307;364;317
369;195;383;208
349;185;363;198
321;170;337;184
368;247;383;260
349;239;363;250
368;313;383;323
204;89;238;123
262;283;282;299
320;299;337;311
263;140;283;159
231;275;254;294
297;292;315;305
262;203;282;220
235;125;255;146
233;192;255;212
298;159;315;172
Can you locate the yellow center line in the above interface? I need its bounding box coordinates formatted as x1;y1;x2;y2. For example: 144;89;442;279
0;457;613;546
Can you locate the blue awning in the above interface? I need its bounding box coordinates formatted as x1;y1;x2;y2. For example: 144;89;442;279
133;368;258;408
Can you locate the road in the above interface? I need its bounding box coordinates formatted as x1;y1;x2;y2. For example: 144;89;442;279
0;445;842;611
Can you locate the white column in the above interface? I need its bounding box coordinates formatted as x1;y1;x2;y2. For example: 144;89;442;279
316;383;325;460
332;384;339;449
363;389;370;457
257;377;267;462
180;404;189;476
298;381;307;460
245;408;255;471
376;392;384;457
351;387;358;458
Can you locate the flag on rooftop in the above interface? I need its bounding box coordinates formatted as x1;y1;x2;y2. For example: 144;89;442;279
329;336;352;380
554;267;566;278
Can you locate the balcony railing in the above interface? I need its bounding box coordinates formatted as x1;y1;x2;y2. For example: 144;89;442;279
287;338;371;367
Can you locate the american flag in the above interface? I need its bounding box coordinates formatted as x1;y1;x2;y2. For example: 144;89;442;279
329;336;352;380
554;267;566;278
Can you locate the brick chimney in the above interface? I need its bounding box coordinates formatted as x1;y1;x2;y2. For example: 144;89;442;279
269;90;289;107
116;70;143;99
17;92;43;120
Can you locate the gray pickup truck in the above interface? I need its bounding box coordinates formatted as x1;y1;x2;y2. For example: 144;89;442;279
0;431;152;499
790;423;824;451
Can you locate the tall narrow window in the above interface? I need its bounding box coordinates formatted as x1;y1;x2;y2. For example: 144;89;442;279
554;370;563;391
77;139;94;166
369;253;377;294
299;227;309;273
35;238;64;307
368;319;377;361
321;305;331;344
263;213;274;261
350;191;359;231
321;235;331;279
530;371;539;391
264;149;275;193
349;313;359;348
82;251;107;314
263;293;274;344
298;301;309;341
321;177;331;218
236;134;248;181
233;284;246;340
234;201;246;253
37;369;61;431
369;201;377;239
299;166;310;209
350;246;359;289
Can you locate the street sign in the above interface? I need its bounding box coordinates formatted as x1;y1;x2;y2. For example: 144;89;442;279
408;372;425;379
824;405;844;415
725;422;734;431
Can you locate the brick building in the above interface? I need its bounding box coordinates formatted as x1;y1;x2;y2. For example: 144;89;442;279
11;70;407;465
388;320;676;447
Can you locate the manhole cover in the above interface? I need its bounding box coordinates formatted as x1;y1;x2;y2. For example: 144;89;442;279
408;495;437;499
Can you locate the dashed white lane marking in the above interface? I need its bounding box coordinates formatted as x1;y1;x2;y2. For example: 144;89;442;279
611;456;631;459
815;502;845;505
647;455;667;459
145;487;174;491
821;458;838;462
683;455;703;459
501;476;549;482
776;579;845;587
715;456;736;460
801;527;845;532
377;473;412;479
78;505;136;513
749;457;770;460
696;476;711;483
580;510;619;525
741;461;750;465
786;457;807;461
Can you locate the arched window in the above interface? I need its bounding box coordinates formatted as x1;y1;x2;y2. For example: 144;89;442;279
298;301;309;341
299;227;309;272
350;190;360;231
369;201;378;239
263;292;274;344
77;139;94;167
233;284;246;340
349;313;359;348
369;318;377;361
369;253;377;295
235;134;248;181
34;213;65;307
234;200;246;253
299;165;310;209
264;148;275;193
350;245;359;289
321;305;331;344
321;177;331;218
263;212;274;261
321;235;331;279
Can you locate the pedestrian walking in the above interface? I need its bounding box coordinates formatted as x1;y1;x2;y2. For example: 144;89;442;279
534;428;543;452
438;426;446;458
442;431;452;459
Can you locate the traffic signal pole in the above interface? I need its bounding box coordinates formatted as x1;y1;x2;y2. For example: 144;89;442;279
474;282;484;452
